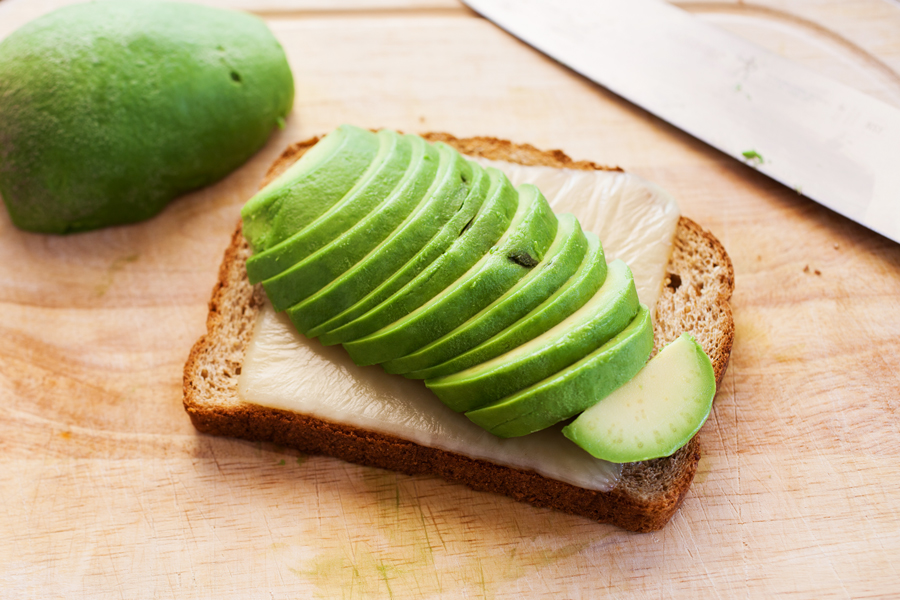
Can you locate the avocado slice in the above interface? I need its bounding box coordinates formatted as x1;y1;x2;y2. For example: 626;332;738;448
257;135;441;310
246;129;412;283
562;333;716;463
267;142;470;312
290;162;489;336
342;183;559;366
312;166;518;343
242;124;380;253
290;156;490;335
404;231;607;381
382;212;588;376
427;259;639;412
464;304;654;438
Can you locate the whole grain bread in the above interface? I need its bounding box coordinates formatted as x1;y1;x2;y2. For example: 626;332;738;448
183;133;735;532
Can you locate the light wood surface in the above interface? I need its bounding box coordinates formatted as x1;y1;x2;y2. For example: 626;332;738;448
1;0;899;597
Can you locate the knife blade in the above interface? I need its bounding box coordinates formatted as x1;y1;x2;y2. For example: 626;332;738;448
463;0;900;244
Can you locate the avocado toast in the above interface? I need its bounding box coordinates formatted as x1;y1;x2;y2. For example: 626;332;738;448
183;131;734;532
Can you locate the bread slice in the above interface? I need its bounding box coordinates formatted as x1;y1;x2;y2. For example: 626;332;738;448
183;133;735;532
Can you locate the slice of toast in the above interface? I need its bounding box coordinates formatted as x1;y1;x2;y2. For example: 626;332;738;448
183;133;735;532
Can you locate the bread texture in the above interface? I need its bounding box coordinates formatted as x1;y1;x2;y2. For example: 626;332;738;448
183;133;734;532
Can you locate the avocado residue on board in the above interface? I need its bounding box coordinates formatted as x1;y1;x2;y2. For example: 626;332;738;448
742;150;764;165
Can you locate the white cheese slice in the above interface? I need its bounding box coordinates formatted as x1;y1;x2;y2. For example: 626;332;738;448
476;159;679;310
241;306;624;490
238;162;680;492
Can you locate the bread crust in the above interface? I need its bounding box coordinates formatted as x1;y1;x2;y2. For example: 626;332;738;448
183;133;734;532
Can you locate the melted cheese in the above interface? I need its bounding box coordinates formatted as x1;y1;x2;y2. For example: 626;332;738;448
238;162;680;492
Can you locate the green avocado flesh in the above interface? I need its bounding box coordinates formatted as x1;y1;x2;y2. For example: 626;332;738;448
465;304;654;438
562;333;715;462
240;126;711;453
246;129;412;283
277;143;472;325
0;1;294;234
313;167;517;343
243;125;380;256
342;183;559;366
405;232;608;381
260;137;445;311
382;213;588;376
291;159;490;336
426;259;639;412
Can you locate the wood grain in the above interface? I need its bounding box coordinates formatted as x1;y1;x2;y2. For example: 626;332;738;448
1;0;899;597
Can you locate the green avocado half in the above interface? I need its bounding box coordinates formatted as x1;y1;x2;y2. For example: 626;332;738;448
0;1;295;234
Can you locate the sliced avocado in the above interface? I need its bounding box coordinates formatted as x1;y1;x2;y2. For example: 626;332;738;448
342;183;559;366
465;304;654;438
293;159;491;336
313;166;517;343
405;232;607;380
562;333;716;463
382;212;588;376
427;259;639;412
269;142;470;313
257;135;441;310
242;124;380;253
246;129;412;283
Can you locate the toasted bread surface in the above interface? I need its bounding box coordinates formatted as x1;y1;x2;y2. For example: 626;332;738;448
183;133;734;532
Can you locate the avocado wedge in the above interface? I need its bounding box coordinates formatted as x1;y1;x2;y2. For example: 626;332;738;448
312;166;517;343
427;259;640;412
465;304;654;438
257;136;441;310
342;183;558;366
246;129;412;283
562;333;715;463
242;124;380;253
404;231;607;381
382;212;588;376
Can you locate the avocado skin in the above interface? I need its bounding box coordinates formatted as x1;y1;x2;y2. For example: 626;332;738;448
0;1;294;233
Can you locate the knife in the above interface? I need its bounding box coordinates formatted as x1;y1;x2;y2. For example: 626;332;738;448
462;0;900;244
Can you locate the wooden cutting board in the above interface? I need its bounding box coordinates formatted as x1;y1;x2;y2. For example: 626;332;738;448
1;1;899;597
